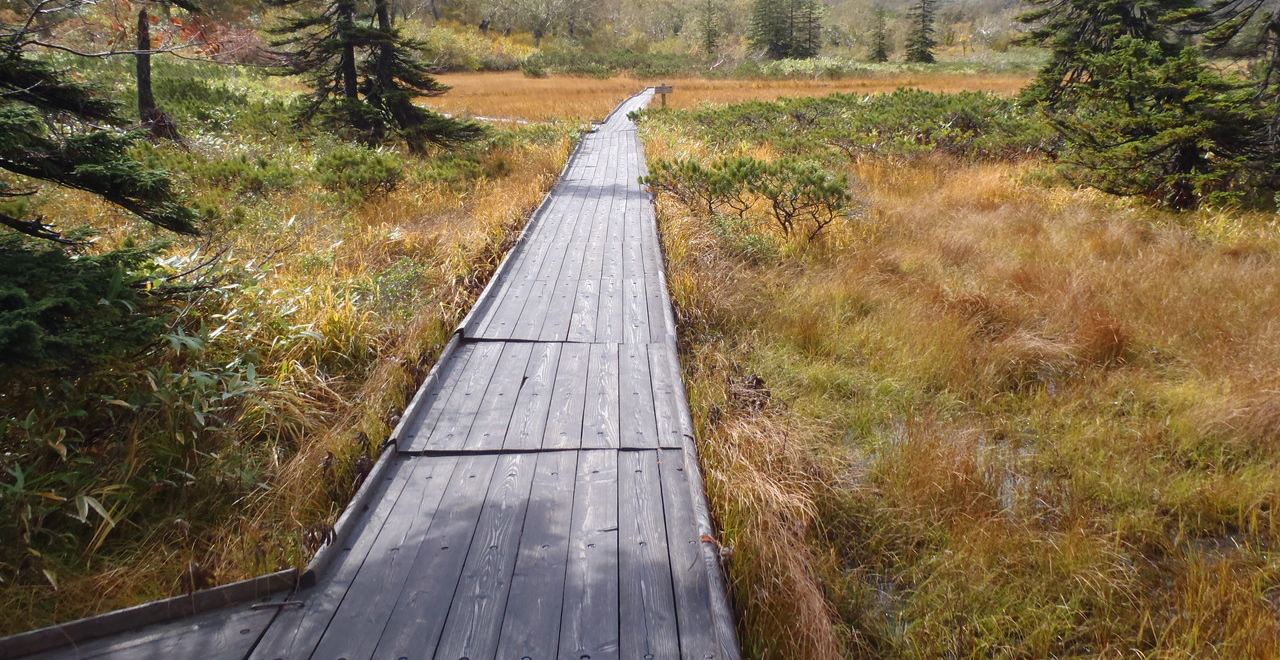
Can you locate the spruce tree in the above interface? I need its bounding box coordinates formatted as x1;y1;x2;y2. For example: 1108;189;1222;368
870;6;890;62
698;0;723;56
268;0;481;151
1;14;200;375
749;0;823;60
905;0;937;63
1018;0;1199;107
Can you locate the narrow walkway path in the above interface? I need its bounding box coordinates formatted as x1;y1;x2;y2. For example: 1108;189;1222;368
10;90;739;660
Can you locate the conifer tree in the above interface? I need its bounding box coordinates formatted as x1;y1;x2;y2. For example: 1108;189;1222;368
268;0;481;151
870;6;890;62
905;0;937;63
698;0;723;56
749;0;823;59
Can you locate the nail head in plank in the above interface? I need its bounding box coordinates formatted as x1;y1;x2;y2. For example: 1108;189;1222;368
465;342;537;451
504;342;561;451
659;448;724;659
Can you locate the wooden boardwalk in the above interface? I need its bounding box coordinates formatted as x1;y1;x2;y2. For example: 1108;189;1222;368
6;90;739;660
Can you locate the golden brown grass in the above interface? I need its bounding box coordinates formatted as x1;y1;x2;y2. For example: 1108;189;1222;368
646;138;1280;657
430;71;1032;123
0;122;573;633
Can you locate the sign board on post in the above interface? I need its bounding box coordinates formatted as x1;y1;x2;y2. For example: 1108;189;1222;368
655;84;674;107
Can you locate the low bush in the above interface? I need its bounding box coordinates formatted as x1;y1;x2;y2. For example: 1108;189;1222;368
643;156;854;241
314;144;405;199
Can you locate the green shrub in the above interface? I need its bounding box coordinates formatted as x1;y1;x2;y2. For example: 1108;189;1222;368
644;156;853;241
314;144;405;199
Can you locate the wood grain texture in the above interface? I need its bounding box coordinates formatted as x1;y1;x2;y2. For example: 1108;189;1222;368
619;450;680;659
620;343;658;450
308;455;460;659
659;448;722;660
398;342;476;452
495;450;578;659
369;454;499;659
583;343;620;449
503;342;561;451
464;342;535;451
544;342;589;450
559;450;620;660
435;453;538;660
421;340;504;451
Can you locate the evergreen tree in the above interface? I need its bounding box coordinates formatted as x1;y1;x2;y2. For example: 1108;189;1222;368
905;0;937;63
1052;37;1271;209
749;0;823;59
698;0;723;56
268;0;482;151
1018;0;1199;107
1;14;199;374
870;6;890;62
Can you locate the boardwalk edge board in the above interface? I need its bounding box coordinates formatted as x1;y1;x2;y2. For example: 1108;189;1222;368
0;569;296;659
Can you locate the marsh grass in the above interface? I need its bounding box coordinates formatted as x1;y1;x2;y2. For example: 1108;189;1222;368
0;61;577;633
644;108;1280;658
430;71;1032;123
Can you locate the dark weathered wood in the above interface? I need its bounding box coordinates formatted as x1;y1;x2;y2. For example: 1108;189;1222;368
537;278;579;343
464;342;535;451
495;450;578;659
595;277;625;344
659;448;723;659
307;455;460;659
620;343;659;450
503;342;561;451
623;277;652;345
544;342;590;450
559;450;620;660
473;276;535;339
26;603;279;660
568;278;600;343
647;342;686;449
619;450;680;659
435;453;538;660
583;342;620;449
369;454;499;658
248;457;424;659
398;341;477;452
421;340;504;451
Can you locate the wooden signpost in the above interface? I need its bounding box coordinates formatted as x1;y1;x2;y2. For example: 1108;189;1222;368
655;84;673;107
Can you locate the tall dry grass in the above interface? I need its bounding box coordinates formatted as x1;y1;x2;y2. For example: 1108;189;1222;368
430;71;1032;122
647;141;1280;656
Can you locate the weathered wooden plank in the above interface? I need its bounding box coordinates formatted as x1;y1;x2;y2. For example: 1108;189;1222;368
247;456;424;659
464;342;536;451
644;270;672;343
595;277;624;344
619;450;680;659
369;454;499;659
27;603;279;660
435;453;538;660
567;277;600;343
537;278;579;343
494;450;578;659
510;279;553;341
398;341;477;451
583;342;620;449
619;343;659;450
420;340;504;451
622;277;652;345
559;450;620;660
533;182;591;284
503;342;561;451
307;455;460;659
543;342;590;450
473;277;534;339
647;342;687;449
659;448;723;660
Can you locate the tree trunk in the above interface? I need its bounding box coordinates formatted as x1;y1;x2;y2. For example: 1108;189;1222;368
337;1;359;99
136;9;156;125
